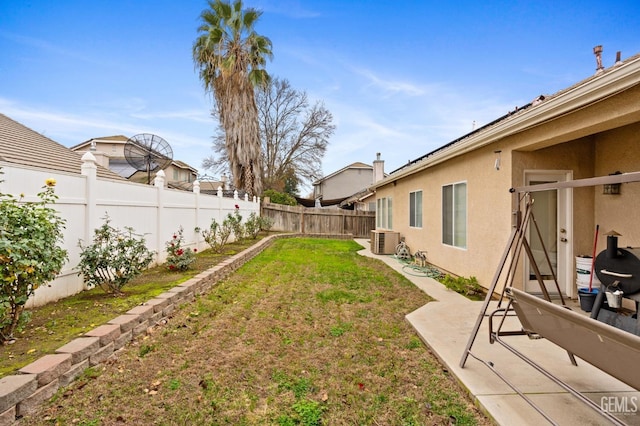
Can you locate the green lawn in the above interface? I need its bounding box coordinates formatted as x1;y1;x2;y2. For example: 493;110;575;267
16;237;490;425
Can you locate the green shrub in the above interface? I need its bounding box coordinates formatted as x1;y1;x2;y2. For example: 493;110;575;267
228;208;245;241
264;189;297;206
259;215;274;233
244;212;260;239
439;274;483;298
0;177;68;342
165;227;196;271
77;215;154;295
202;217;232;253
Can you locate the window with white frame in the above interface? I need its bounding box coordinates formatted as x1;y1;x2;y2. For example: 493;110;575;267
376;197;393;229
442;182;467;248
409;190;422;228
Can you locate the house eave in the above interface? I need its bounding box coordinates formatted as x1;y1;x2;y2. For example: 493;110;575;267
372;54;640;190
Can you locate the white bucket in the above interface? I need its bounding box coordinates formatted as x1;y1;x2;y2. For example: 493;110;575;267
576;256;601;289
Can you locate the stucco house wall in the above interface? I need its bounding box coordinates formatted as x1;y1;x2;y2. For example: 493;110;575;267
373;54;640;297
376;143;514;285
314;163;374;201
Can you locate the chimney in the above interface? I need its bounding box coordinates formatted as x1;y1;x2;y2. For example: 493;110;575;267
86;140;110;169
373;152;384;183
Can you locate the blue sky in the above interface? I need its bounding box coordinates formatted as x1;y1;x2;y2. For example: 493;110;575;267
1;0;638;190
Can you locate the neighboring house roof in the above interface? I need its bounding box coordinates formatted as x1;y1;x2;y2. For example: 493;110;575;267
339;188;376;209
295;196;347;207
70;135;129;150
375;52;640;188
0;113;125;180
312;162;372;185
172;160;197;172
71;135;199;182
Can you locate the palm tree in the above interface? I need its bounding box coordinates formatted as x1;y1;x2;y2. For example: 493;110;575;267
193;0;272;196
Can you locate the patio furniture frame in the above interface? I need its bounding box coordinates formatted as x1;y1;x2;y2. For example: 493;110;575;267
459;171;640;425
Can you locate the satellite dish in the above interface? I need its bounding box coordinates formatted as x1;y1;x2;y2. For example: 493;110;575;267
124;133;173;184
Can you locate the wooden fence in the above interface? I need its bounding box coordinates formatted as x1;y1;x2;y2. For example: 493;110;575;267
261;202;375;237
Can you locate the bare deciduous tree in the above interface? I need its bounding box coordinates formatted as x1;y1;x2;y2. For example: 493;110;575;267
202;77;335;195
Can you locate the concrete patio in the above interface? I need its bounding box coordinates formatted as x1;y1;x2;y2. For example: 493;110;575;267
355;238;640;426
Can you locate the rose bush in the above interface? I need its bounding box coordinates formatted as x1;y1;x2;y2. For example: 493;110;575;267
165;227;196;271
0;175;68;342
77;215;154;295
201;216;233;253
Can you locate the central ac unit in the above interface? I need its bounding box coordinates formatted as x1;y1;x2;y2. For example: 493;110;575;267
370;230;400;254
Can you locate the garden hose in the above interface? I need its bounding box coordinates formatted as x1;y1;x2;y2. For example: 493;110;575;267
389;252;444;279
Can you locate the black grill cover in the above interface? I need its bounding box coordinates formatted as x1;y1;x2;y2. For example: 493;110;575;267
595;247;640;294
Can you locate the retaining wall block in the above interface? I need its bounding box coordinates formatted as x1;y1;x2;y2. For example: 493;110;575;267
16;378;59;418
149;311;164;324
167;285;191;298
0;374;37;413
180;292;195;304
89;342;114;366
0;406;16;426
108;314;141;333
125;304;155;321
18;353;72;386
147;298;169;313
156;291;179;305
114;330;133;350
132;320;150;338
84;323;121;346
162;304;175;317
59;359;90;387
55;337;100;365
178;279;201;295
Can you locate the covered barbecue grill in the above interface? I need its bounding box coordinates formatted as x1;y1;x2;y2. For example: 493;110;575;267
592;232;640;334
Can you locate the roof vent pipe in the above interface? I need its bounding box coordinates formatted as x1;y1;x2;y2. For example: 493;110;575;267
594;45;604;73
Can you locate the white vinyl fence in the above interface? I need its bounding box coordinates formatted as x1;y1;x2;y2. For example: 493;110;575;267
0;152;259;307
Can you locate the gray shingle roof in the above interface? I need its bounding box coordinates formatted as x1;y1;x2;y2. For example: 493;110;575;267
0;113;125;180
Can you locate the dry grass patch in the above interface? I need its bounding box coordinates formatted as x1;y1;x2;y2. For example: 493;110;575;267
19;238;490;425
0;239;260;378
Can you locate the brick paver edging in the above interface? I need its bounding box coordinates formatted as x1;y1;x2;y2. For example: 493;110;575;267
0;233;352;424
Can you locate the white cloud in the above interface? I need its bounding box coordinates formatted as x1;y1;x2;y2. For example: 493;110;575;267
351;67;431;97
0;97;213;172
131;109;212;124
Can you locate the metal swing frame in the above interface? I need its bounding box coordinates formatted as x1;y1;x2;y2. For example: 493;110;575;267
459;172;640;425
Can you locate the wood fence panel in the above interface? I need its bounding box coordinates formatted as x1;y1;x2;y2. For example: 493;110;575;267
261;202;375;237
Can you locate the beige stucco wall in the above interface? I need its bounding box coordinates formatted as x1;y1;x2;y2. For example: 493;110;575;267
375;82;640;295
594;121;640;250
319;168;373;200
376;143;513;286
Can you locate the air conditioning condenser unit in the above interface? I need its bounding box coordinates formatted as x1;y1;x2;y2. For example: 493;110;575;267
370;230;400;255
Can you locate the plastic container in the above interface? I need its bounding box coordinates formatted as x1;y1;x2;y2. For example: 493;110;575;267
576;256;601;290
578;288;599;312
605;289;623;308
